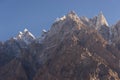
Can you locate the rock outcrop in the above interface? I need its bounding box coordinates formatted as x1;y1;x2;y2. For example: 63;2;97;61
0;11;120;80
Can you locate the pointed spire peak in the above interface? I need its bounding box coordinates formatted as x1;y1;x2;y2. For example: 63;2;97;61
66;10;81;22
96;11;109;26
98;11;105;18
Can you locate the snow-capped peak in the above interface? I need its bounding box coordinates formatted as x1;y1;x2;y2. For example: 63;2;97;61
24;28;29;32
19;31;23;34
14;28;36;44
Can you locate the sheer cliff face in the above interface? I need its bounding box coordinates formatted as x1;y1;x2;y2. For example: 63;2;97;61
0;11;120;80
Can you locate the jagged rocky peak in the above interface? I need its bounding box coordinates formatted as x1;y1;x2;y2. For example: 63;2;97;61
17;28;35;39
49;11;84;37
66;10;77;17
91;12;109;40
66;11;81;22
55;11;81;22
14;28;36;44
90;11;109;30
1;11;120;80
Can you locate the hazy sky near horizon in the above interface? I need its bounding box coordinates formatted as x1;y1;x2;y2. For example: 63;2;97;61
0;0;120;41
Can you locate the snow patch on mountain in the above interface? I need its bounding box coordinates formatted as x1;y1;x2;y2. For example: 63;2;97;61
55;15;66;22
14;28;36;44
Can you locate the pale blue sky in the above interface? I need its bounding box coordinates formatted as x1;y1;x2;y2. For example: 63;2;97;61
0;0;120;41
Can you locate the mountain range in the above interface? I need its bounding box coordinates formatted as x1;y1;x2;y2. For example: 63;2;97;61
0;11;120;80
